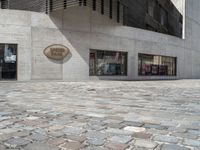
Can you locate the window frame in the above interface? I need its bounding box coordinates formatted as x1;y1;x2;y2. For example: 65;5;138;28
89;49;128;76
0;43;18;80
138;53;177;76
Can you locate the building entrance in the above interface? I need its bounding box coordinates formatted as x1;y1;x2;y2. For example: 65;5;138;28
0;44;17;80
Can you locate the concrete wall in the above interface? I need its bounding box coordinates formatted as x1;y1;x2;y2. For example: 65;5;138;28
0;10;32;80
0;0;199;81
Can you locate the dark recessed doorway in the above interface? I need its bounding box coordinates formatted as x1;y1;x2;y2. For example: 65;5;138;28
0;44;17;80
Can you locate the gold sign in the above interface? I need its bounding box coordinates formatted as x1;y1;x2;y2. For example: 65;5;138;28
44;44;70;60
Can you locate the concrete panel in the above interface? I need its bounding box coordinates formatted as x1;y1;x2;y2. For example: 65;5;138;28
0;9;31;26
0;9;32;81
62;7;91;32
31;27;64;80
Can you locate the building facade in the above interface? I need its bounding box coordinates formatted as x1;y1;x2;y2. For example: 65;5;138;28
0;0;199;81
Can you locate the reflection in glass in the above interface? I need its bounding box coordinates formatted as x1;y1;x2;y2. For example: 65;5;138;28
90;50;127;76
4;44;17;63
138;53;176;76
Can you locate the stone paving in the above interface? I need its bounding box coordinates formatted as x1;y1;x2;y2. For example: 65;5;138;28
0;80;200;150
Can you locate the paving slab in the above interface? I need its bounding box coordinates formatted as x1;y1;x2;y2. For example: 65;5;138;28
61;141;85;150
87;138;105;146
63;127;86;135
86;131;107;140
4;138;31;148
28;133;48;141
108;135;133;144
183;139;200;147
46;137;66;146
66;135;86;143
0;144;7;150
161;144;190;150
105;142;129;150
132;132;152;139
25;143;59;150
134;139;158;149
82;146;109;150
153;135;179;144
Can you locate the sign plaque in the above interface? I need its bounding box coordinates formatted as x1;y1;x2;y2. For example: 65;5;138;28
44;44;70;60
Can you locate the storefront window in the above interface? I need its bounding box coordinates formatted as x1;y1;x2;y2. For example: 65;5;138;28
138;53;176;76
0;44;17;80
90;50;127;76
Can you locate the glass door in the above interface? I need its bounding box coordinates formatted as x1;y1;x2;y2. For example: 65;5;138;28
0;45;4;80
0;44;17;80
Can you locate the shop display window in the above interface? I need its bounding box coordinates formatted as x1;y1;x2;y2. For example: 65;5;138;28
90;50;127;76
138;53;176;76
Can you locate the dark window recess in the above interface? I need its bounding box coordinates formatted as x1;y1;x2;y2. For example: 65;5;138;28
138;53;177;76
93;0;96;10
147;0;155;17
117;0;120;22
49;0;53;12
160;6;168;27
90;50;128;76
101;0;104;14
45;0;49;13
146;24;155;31
109;0;113;19
0;44;17;80
79;0;82;6
83;0;87;6
1;0;8;9
64;0;67;9
78;0;87;6
154;1;160;21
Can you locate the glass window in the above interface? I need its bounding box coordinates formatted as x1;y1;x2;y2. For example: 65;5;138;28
147;0;160;21
138;53;176;76
147;0;155;18
0;44;17;80
160;7;168;27
90;50;127;76
0;0;8;9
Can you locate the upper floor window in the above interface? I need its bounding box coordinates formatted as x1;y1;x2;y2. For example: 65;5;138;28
147;0;155;18
0;0;8;9
160;6;168;27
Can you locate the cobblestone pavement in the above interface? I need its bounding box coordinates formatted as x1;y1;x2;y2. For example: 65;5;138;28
0;80;200;150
